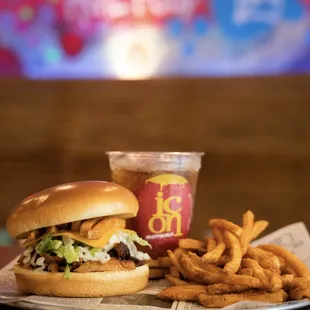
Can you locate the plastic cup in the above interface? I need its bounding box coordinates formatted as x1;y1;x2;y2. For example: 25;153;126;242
106;151;204;258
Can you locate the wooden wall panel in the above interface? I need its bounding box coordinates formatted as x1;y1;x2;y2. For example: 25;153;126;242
0;76;310;239
0;154;63;224
59;77;310;156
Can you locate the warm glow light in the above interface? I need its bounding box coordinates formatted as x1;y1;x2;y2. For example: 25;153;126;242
106;26;165;80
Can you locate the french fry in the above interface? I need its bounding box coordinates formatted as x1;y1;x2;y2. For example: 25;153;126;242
202;243;225;264
213;226;224;243
281;274;295;290
146;259;161;268
170;266;180;278
80;218;102;237
263;269;283;292
165;274;188;286
173;247;187;259
216;255;230;266
188;252;223;274
223;231;242;275
288;287;310;300
242;258;270;290
270;275;283;292
179;238;205;250
240;210;254;255
146;257;172;268
246;247;280;274
209;219;243;237
202;228;226;263
238;268;253;277
258;244;310;279
279;275;310;291
205;283;250;295
197;248;207;255
180;253;261;288
285;266;297;276
291;277;310;290
187;251;204;264
27;229;41;242
250;220;269;241
149;268;169;279
180;253;211;283
279;256;297;276
87;217;125;239
16;231;31;240
158;256;173;268
206;237;217;252
167;249;193;280
46;226;57;233
198;290;287;308
157;285;206;301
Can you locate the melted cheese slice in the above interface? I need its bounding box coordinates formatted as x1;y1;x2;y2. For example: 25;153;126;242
22;228;132;248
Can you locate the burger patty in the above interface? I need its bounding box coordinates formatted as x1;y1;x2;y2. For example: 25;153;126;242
108;242;143;267
74;258;135;272
41;253;66;264
18;242;143;273
108;242;130;260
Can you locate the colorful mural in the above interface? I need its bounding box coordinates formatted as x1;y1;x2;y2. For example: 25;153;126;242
0;0;310;79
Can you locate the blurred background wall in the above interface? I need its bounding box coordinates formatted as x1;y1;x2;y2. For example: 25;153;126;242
1;0;310;243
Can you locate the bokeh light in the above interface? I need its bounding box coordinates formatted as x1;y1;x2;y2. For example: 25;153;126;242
166;18;183;37
106;27;165;80
194;17;208;36
44;46;62;64
183;42;196;57
0;0;310;78
18;5;34;22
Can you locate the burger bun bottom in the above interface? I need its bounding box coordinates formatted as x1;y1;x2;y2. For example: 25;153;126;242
14;264;149;297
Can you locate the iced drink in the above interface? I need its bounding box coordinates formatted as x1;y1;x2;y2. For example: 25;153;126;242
106;152;203;258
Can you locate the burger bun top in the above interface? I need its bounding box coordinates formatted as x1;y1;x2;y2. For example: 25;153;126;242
6;181;138;238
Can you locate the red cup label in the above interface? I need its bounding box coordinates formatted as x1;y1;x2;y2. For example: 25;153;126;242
131;174;193;257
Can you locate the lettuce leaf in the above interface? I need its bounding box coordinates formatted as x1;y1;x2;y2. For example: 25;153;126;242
54;244;80;263
90;247;101;257
35;233;53;254
64;264;71;280
46;240;62;252
35;234;63;255
33;234;79;264
123;231;151;248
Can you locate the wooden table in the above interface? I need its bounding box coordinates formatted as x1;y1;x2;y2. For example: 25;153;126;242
1;246;309;310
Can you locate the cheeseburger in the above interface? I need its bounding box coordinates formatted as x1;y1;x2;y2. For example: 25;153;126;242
6;181;151;297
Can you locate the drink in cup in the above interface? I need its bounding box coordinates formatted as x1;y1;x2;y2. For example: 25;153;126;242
106;151;203;258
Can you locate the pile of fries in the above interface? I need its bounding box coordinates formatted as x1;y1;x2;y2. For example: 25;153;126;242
145;211;310;308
